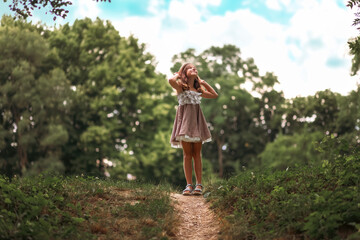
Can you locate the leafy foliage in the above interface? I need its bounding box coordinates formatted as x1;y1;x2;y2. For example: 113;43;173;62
0;174;91;239
206;136;360;239
0;16;71;177
5;0;111;20
347;0;360;75
348;0;360;26
0;16;181;184
0;174;176;239
259;131;324;170
47;17;178;182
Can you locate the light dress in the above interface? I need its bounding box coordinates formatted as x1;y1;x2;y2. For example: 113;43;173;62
170;90;212;148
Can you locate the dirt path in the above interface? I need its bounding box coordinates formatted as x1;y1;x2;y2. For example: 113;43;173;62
171;193;220;240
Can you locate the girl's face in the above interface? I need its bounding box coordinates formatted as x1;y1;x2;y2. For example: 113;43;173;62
186;65;198;77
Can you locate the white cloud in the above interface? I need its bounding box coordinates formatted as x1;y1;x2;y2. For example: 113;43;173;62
280;0;359;97
75;0;101;19
266;0;282;10
190;0;222;8
281;0;291;6
2;0;356;98
168;0;202;24
110;0;359;98
266;0;292;11
148;0;166;15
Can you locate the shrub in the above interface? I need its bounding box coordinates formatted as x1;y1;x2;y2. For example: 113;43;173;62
206;136;360;239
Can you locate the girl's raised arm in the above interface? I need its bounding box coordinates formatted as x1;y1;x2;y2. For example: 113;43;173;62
199;78;218;99
168;73;183;94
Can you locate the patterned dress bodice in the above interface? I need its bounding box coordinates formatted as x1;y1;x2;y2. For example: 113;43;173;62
177;90;202;105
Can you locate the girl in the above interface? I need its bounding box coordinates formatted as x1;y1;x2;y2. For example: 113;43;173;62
168;63;218;195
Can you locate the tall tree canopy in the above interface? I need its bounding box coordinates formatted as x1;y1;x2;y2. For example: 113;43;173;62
0;16;181;183
47;17;178;181
0;16;71;177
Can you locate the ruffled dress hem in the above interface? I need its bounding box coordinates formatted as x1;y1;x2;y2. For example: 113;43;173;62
171;135;212;148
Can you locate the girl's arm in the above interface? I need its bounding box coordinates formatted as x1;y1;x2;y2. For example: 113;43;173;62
168;73;183;93
199;78;218;99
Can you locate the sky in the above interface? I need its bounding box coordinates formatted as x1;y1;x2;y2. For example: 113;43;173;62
1;0;359;98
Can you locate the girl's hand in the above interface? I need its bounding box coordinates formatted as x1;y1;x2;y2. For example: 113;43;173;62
198;77;205;84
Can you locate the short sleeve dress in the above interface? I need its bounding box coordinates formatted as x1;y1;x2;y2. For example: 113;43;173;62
170;90;212;148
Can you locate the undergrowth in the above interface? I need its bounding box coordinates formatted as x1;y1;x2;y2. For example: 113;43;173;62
0;174;176;240
206;136;360;239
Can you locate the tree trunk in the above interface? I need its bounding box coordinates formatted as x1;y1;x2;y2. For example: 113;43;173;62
13;108;28;174
216;138;223;178
18;141;28;174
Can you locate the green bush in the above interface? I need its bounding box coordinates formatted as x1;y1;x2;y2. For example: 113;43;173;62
0;174;89;240
0;174;176;240
206;136;360;239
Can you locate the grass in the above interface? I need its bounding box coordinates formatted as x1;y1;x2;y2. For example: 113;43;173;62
0;174;177;240
205;166;360;239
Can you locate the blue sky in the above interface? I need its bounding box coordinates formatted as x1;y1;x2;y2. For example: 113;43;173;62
0;0;359;98
96;0;295;22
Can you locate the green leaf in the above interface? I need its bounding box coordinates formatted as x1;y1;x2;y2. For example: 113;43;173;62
72;217;85;224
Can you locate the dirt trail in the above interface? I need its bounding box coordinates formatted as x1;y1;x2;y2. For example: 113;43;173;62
171;193;220;240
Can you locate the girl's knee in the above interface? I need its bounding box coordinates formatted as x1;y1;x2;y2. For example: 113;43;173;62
192;152;201;159
184;153;193;160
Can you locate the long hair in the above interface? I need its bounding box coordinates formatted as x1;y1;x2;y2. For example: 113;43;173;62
177;63;203;93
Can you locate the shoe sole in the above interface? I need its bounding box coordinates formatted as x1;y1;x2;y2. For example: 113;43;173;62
182;192;192;196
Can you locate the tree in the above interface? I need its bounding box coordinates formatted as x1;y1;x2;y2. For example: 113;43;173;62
335;85;360;144
347;0;360;75
310;90;340;132
253;72;285;140
347;0;360;27
0;16;71;177
47;17;124;175
281;90;342;136
48;18;179;182
4;0;110;20
0;16;184;183
259;131;324;170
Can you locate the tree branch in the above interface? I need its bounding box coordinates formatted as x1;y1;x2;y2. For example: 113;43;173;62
5;0;111;20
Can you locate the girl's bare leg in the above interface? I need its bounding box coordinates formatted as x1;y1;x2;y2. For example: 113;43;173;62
181;141;193;187
193;142;202;188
